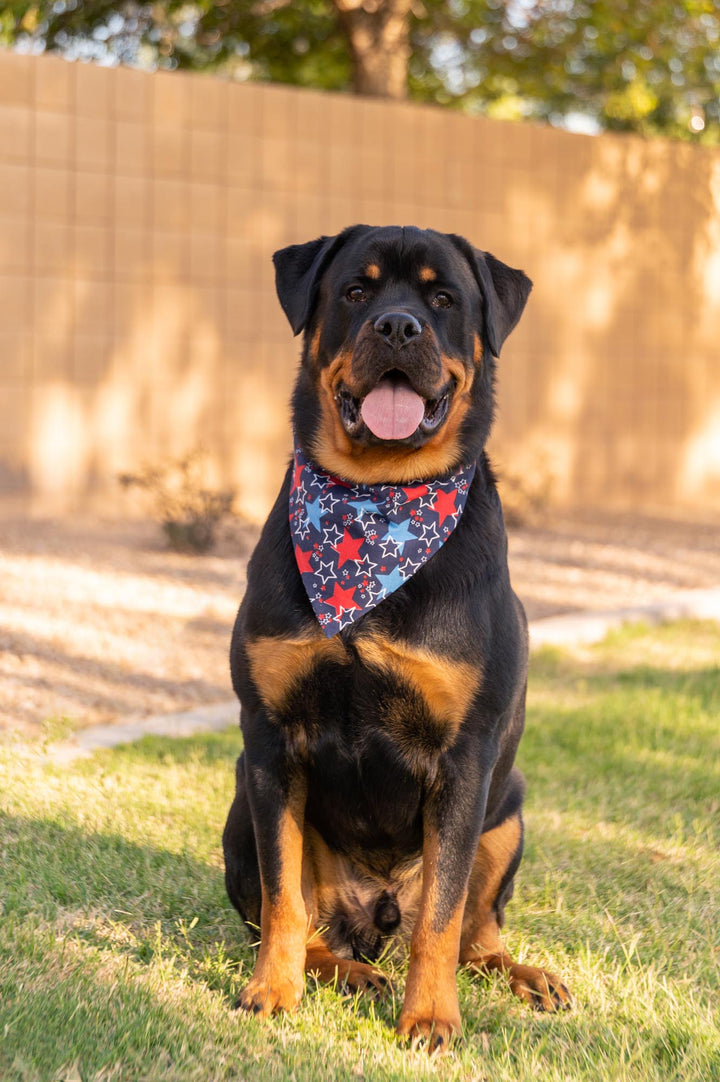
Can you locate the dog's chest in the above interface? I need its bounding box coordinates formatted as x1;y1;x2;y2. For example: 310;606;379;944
245;624;481;770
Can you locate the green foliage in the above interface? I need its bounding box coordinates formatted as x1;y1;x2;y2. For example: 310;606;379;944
5;0;720;142
1;621;719;1079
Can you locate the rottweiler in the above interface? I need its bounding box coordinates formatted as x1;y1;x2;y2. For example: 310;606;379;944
223;224;570;1051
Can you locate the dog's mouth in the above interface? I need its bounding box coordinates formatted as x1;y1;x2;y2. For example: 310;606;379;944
335;370;452;443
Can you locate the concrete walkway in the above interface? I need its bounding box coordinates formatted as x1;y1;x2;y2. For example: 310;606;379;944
54;585;720;763
528;584;720;647
53;700;239;764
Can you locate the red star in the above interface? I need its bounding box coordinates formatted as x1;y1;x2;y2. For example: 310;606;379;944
432;487;458;526
292;459;304;489
326;581;360;614
335;528;364;567
294;545;314;575
402;483;429;501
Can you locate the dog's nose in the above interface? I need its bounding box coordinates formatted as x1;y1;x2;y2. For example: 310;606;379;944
373;311;422;349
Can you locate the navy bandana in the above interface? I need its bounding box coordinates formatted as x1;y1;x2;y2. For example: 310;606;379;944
289;444;476;637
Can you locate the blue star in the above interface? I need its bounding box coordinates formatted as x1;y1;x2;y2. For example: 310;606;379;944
387;518;418;546
296;515;311;541
348;497;381;521
305;498;326;531
377;566;407;595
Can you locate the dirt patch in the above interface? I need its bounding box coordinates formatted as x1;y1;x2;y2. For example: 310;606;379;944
0;516;254;735
1;509;718;735
508;509;720;620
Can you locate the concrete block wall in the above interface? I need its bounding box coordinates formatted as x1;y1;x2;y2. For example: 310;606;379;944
1;49;719;519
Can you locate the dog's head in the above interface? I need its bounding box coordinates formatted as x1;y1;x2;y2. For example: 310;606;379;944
274;225;531;484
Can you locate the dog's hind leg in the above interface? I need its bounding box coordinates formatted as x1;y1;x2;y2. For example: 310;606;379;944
222;752;262;929
459;775;571;1012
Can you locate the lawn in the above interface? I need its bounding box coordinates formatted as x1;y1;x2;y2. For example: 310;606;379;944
1;621;719;1082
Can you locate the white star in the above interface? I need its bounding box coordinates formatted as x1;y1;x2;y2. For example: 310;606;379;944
296;514;311;541
401;556;424;576
360;578;384;603
355;552;378;575
315;560;335;585
306;469;327;493
420;522;440;545
319;492;340;515
335;606;360;630
379;535;401;558
322;523;343;546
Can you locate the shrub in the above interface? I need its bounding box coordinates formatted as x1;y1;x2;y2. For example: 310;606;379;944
118;449;235;554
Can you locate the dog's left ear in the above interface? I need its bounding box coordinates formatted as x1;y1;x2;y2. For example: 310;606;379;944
273;226;369;336
449;235;532;358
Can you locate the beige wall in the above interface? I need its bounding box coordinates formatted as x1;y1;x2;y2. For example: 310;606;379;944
1;49;720;521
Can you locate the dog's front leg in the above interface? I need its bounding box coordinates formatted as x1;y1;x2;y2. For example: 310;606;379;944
397;760;488;1052
237;723;308;1018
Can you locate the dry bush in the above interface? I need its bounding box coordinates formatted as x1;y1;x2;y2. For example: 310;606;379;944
118;449;235;554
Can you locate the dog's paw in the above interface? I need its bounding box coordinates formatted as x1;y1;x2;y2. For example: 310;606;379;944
337;961;391;998
507;963;572;1012
235;972;304;1018
305;948;391;999
397;1009;461;1055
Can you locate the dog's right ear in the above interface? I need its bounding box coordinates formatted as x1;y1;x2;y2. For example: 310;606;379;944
273;227;366;336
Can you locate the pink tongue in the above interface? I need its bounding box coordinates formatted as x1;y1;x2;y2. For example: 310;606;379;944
360;378;425;440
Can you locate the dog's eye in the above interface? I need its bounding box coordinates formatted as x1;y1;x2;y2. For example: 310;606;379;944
432;291;453;309
346;286;367;303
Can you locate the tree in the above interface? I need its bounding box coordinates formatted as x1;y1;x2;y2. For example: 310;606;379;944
4;0;719;142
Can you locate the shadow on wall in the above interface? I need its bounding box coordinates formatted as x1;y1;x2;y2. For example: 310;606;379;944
489;128;720;512
2;54;719;520
19;215;297;524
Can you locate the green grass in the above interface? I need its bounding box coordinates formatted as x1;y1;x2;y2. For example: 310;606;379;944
1;620;719;1081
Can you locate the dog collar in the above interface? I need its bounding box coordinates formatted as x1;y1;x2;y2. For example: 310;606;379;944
289;443;476;637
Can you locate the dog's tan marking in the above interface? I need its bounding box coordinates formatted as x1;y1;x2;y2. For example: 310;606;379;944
238;790;308;1017
302;823;423;946
365;263;381;279
460;815;571;1012
473;332;483;367
312;346;475;486
246;633;349;713
355;633;480;732
305;940;388;995
309;322;322;365
461;814;522;957
397;827;465;1051
419;266;436;282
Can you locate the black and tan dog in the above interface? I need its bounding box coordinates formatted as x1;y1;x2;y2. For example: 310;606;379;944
223;224;570;1051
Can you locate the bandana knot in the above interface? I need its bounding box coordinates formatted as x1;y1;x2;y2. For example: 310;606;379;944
289;444;476;637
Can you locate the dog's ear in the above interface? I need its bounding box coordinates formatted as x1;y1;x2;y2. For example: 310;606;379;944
273;227;368;336
448;235;532;357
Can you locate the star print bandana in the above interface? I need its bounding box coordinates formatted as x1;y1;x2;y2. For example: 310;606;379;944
289;443;476;637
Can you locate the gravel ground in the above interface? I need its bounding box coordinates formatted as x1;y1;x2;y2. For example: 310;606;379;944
1;508;719;735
